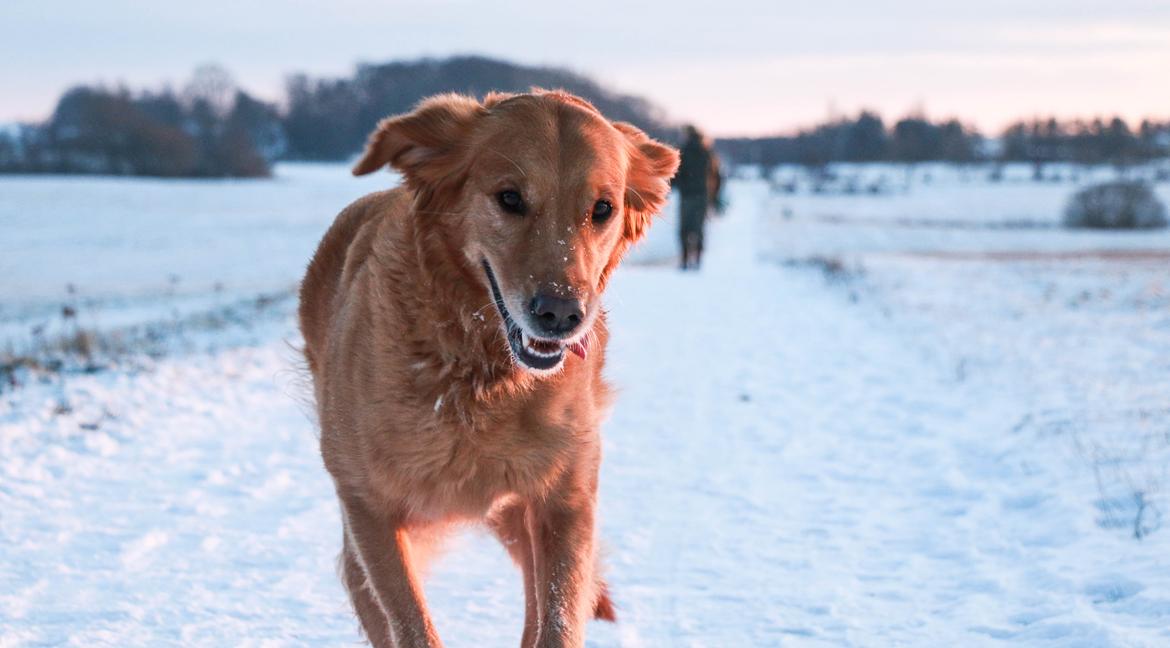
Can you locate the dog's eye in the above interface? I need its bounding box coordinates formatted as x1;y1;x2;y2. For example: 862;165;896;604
592;200;613;224
497;190;525;215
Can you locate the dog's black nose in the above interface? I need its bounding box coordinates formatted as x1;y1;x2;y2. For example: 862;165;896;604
529;294;584;336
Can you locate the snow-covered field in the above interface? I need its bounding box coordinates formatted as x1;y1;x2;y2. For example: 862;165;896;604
3;165;1170;646
0;164;679;351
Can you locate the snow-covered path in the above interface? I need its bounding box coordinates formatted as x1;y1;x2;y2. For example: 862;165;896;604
3;180;1169;646
600;184;1169;646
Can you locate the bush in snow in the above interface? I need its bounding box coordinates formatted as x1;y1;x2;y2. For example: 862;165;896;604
1064;181;1167;230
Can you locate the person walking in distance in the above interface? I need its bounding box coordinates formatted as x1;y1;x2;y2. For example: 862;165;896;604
676;125;712;270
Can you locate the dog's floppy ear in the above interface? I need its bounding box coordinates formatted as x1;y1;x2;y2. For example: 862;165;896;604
597;122;680;290
352;94;486;186
613;122;681;243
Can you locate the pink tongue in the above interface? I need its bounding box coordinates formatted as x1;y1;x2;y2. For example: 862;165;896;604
568;338;589;360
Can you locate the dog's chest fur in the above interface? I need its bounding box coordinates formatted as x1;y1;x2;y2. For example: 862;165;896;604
351;365;607;521
307;190;611;522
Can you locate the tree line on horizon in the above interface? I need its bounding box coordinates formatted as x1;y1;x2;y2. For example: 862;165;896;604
0;65;284;178
0;57;671;178
716;112;1170;174
1;56;1168;178
283;56;673;161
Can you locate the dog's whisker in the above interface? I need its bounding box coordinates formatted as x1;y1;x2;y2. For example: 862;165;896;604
626;185;646;206
415;209;465;217
490;149;527;178
472;301;495;317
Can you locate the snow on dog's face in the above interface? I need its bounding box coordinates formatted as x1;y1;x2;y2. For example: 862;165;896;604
353;90;679;374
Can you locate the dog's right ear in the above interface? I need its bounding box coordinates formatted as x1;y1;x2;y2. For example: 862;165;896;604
352;94;486;186
613;122;681;244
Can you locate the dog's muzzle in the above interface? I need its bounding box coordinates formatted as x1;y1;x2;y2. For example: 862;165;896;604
482;261;589;372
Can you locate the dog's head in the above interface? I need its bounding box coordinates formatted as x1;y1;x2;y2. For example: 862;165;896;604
353;90;679;375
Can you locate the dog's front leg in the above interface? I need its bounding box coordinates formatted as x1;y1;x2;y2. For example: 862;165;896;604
488;501;540;648
527;492;597;648
341;496;441;647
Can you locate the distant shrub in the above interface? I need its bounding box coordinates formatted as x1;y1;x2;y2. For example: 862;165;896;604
1064;181;1168;229
3;70;280;178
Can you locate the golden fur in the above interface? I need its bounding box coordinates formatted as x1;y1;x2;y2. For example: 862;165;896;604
298;90;679;647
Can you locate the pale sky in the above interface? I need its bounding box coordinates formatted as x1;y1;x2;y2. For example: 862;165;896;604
3;0;1169;136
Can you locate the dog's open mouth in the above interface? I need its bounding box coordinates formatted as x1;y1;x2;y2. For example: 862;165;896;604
482;261;587;372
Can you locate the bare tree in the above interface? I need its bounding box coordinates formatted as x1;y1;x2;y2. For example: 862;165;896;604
183;64;236;117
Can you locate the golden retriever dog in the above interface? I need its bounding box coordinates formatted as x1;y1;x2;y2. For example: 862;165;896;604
298;89;679;647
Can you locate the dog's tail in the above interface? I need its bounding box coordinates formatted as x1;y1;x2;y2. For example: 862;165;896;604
593;581;617;622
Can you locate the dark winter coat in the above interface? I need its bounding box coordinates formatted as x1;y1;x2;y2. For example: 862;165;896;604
675;135;711;198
